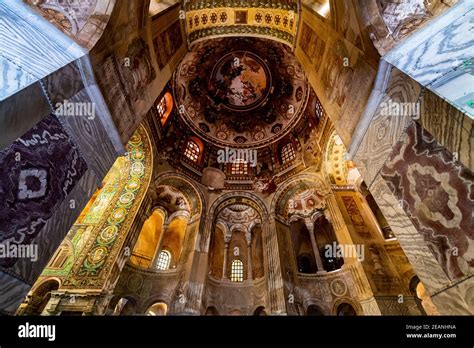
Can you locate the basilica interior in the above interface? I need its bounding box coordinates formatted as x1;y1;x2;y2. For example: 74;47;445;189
1;0;473;317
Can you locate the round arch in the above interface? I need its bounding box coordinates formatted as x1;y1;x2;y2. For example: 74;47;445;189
51;124;154;290
332;299;360;316
184;1;300;48
145;302;168;316
306;304;325;316
324;131;361;188
270;173;330;220
253;306;267;316
141;296;171;315
109;295;137;316
154;172;206;221
22;278;61;315
205;306;219;316
201;192;269;253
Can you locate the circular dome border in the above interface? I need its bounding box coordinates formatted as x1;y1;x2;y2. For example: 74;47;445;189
173;37;310;149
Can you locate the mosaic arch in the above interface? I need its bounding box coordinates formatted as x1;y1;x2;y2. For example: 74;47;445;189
216;204;262;234
40;125;153;290
201;192;268;253
325;132;360;187
271;173;330;220
212;194;267;221
153;173;206;219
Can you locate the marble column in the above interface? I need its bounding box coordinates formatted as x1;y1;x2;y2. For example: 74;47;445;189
305;221;326;274
325;192;358;266
222;237;230;280
263;216;286;314
182;214;209;315
246;232;253;281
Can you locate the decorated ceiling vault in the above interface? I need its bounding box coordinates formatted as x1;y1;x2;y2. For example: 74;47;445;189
184;0;300;47
1;0;472;317
174;36;308;149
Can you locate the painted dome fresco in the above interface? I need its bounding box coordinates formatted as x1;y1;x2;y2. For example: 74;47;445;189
173;37;309;149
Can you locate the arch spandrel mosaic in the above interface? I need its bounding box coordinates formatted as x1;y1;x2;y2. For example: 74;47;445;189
39;125;153;290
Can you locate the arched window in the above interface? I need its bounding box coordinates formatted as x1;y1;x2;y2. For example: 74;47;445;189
281;142;296;164
157;96;167;118
156;250;171;270
184;140;200;162
231;158;248;175
231;259;244;282
156;92;173;125
314;97;324;120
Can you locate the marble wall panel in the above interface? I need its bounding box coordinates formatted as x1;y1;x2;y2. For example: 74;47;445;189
360;0;457;56
0;56;36;101
420;89;474;172
353;67;422;187
384;3;473;87
54;88;118;180
24;0;116;51
369;175;450;293
42;62;85;107
0;82;52;150
381;121;474;281
0;115;88;270
383;2;473;117
0;0;84;99
12;169;98;286
0;272;32;315
41;59;120;180
431;275;474;315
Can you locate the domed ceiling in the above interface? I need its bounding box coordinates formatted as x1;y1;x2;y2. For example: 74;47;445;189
173;37;309;149
219;204;260;225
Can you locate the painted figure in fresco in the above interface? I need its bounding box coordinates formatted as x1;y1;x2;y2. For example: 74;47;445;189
121;38;156;103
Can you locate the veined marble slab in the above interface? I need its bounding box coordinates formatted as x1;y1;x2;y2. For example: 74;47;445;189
383;0;474;117
0;0;85;101
0;55;36;100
